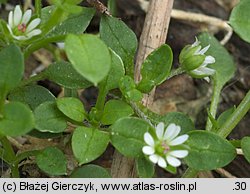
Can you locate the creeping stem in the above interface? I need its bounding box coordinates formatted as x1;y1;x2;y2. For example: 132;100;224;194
206;79;222;131
217;90;250;138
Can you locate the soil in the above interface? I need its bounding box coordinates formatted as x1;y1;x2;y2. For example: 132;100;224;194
0;0;249;178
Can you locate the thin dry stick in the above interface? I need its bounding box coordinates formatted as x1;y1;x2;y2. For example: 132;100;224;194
138;1;233;45
215;168;236;178
111;0;174;178
171;10;233;45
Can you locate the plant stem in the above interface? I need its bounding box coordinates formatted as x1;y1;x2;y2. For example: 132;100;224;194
206;80;222;131
0;92;6;115
0;134;19;177
95;86;107;111
182;168;198;178
19;73;46;88
35;0;42;18
24;36;64;59
217;90;250;138
0;135;15;163
15;150;40;164
168;67;185;80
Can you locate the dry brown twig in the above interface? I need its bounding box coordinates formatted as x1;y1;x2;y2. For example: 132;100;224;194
111;0;174;177
215;168;236;178
138;0;233;45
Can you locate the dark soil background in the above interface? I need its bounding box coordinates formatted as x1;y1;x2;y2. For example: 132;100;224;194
0;0;249;177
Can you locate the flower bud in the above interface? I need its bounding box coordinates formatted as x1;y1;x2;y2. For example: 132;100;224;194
179;37;216;82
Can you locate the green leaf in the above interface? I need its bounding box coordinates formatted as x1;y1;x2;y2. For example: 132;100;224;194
229;0;250;43
65;34;111;85
34;101;67;133
216;107;236;129
70;164;111;178
185;130;236;170
101;49;125;91
42;6;95;39
36;147;67;176
0;44;23;97
137;45;173;93
100;16;138;76
101;100;134;125
111;117;152;158
241;136;250;163
44;61;92;89
72;127;109;165
136;157;155;178
156;112;195;135
119;76;143;102
8;85;55;110
0;102;35;137
56;97;85;122
198;33;236;88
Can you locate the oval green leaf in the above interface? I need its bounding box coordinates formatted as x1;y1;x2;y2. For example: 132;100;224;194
65;34;111;85
8;85;55;110
241;136;250;163
0;44;24;97
42;6;95;40
70;164;111;178
100;15;138;76
101;100;134;125
0;102;35;136
137;44;173;93
36;147;67;176
44;61;92;89
100;49;125;91
185;130;236;170
229;0;250;43
72;127;110;165
111;117;152;158
56;97;85;122
34;101;67;133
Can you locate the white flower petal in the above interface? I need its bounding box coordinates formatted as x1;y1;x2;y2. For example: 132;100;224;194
194;46;202;55
169;150;188;158
142;146;155;155
191;37;200;47
204;55;215;64
12;35;28;40
198;45;210;55
26;29;42;38
191;69;204;76
14;5;22;26
166;155;181;167
144;132;155;146
149;154;159;164
204;77;210;82
8;11;14;28
164;124;181;141
26;18;41;32
158;157;167;168
7;25;14;35
156;122;164;139
21;9;32;24
199;66;215;75
169;134;189;146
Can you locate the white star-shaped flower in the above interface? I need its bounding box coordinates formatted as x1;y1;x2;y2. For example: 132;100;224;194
142;122;189;168
7;5;42;40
